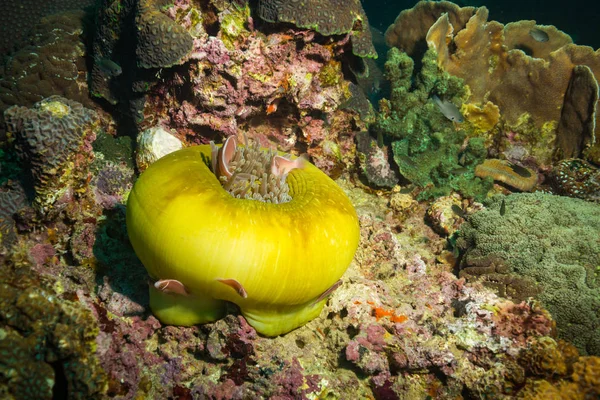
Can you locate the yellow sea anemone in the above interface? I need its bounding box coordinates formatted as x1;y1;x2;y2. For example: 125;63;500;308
126;138;359;336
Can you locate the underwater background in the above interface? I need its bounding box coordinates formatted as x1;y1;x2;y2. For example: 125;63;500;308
1;0;599;399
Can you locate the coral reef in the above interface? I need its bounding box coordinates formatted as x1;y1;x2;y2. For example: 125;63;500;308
135;1;194;69
385;1;600;166
0;0;95;56
4;96;98;215
0;11;91;119
549;158;600;202
425;193;468;236
89;0;132;106
89;0;371;174
0;260;107;400
3;0;599;398
4;151;600;398
374;46;492;200
474;159;538;192
457;193;600;355
0;182;28;247
90;0;194;107
384;0;476;56
555;65;598;161
92;161;135;210
257;0;377;58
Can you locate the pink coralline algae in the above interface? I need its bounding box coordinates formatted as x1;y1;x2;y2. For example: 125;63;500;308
139;1;365;175
190;36;232;65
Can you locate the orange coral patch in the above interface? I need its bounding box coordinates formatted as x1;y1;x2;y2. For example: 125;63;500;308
374;307;408;323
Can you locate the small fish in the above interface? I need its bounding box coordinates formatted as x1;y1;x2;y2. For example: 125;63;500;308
396;154;417;168
266;98;280;115
432;95;464;123
450;167;469;175
311;279;343;306
96;57;122;77
214;135;237;179
217;278;248;298
271;155;305;178
451;204;465;218
154;279;189;296
500;198;506;216
507;162;533;178
529;27;549;42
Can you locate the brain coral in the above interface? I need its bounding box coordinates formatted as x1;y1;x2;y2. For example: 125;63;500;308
0;10;90;117
4;96;97;214
136;1;194;69
257;0;377;58
0;0;95;56
89;0;193;105
456;193;600;355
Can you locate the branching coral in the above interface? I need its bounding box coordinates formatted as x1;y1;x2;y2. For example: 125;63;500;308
457;193;600;355
136;1;194;69
126;144;359;336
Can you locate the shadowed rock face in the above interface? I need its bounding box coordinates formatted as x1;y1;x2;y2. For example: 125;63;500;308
0;0;96;56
